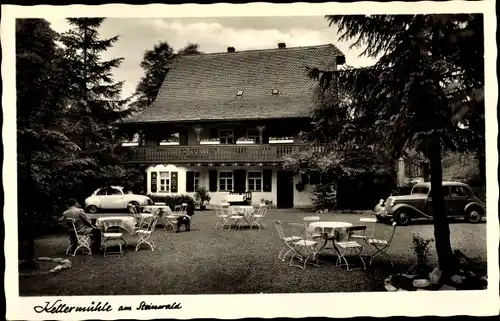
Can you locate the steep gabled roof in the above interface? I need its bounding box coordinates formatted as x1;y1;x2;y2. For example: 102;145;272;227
125;44;345;123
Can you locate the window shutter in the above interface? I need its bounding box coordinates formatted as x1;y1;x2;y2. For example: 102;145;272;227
150;172;157;193
234;170;246;192
171;172;178;193
186;171;195;192
263;169;272;192
209;170;218;192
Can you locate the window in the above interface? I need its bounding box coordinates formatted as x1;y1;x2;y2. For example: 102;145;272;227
96;189;107;196
411;186;429;195
236;90;244;97
272;89;279;95
247;128;260;144
159;132;180;145
450;186;469;197
107;187;122;195
159;171;171;192
248;171;262;192
219;171;233;191
219;129;234;144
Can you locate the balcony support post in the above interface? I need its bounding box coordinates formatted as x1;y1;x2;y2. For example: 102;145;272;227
193;126;203;143
257;125;266;145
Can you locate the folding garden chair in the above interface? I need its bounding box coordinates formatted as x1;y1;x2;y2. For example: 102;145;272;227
163;206;180;231
228;207;244;230
250;206;267;230
274;220;303;262
65;218;92;256
303;216;322;239
350;214;377;246
128;204;147;229
135;218;159;251
335;225;367;271
215;206;230;229
368;222;397;267
102;225;126;256
289;222;320;270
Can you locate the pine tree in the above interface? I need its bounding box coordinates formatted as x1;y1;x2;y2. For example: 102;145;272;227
16;19;86;267
307;14;484;277
59;18;131;153
59;18;137;196
131;42;201;110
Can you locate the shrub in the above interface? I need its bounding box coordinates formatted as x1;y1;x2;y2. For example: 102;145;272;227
411;234;434;275
147;194;195;209
311;183;337;211
194;186;211;207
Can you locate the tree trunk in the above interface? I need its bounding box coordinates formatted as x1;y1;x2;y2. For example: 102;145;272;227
477;153;486;184
429;136;456;276
19;152;37;269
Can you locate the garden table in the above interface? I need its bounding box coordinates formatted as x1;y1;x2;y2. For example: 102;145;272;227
95;216;137;235
142;205;173;216
307;221;353;257
228;205;255;229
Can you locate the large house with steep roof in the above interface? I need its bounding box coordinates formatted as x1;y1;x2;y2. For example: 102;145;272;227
121;43;346;208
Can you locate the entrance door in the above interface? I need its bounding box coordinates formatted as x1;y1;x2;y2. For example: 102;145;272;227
277;171;294;208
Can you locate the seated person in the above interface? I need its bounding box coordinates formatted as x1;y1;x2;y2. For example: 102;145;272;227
176;203;195;233
62;199;100;252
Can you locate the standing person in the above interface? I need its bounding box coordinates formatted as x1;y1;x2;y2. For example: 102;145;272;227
62;198;100;253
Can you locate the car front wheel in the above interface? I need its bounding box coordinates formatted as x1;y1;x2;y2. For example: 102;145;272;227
466;208;483;223
394;211;411;226
87;205;98;214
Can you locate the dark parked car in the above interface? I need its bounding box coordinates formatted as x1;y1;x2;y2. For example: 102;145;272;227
374;181;486;225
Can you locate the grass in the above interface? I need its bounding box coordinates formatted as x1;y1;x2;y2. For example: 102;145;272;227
18;210;486;296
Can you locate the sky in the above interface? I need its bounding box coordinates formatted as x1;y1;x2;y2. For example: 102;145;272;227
47;16;377;99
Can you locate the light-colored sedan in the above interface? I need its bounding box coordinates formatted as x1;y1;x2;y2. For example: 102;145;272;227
84;186;152;213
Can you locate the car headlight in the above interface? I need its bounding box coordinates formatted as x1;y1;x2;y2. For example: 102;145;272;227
389;198;395;207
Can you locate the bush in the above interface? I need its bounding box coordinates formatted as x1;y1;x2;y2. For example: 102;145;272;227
194;186;211;208
311;183;337;211
147;194;195;209
411;234;434;276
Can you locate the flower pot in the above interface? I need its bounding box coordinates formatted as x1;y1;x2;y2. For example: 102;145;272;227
200;141;220;145
159;141;179;146
122;142;139;147
236;140;255;145
269;139;294;144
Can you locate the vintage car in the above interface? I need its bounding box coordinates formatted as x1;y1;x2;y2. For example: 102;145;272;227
84;186;152;213
374;181;486;225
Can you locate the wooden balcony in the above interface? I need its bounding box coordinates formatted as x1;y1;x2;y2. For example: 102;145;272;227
122;144;326;164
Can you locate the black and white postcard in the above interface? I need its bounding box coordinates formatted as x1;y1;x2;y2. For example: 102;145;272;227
2;2;498;320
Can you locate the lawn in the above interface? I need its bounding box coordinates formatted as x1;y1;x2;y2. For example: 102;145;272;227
18;210;486;296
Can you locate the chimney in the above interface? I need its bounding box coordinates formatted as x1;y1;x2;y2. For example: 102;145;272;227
227;47;235;53
278;42;286;49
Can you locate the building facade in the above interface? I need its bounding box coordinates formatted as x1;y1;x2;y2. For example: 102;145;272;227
121;43;345;208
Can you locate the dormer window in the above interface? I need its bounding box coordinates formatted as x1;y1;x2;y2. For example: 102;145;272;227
236;90;244;97
272;89;279;95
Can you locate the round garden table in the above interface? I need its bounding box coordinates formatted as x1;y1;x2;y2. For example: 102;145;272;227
142;205;172;216
307;221;353;255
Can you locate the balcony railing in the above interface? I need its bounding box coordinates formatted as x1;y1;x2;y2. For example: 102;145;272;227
122;144;326;164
